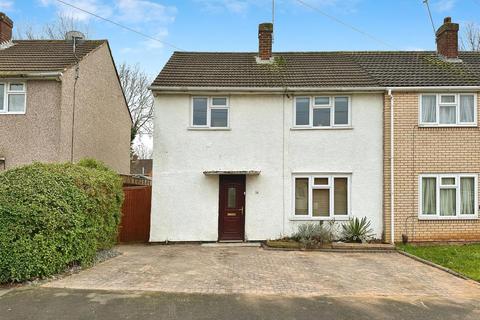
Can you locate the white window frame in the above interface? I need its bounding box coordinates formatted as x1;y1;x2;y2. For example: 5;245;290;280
293;96;351;129
418;173;478;220
419;93;477;127
292;174;351;220
190;96;229;129
0;82;27;115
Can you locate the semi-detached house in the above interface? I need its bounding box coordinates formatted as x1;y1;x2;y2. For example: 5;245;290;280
150;18;480;243
0;13;131;174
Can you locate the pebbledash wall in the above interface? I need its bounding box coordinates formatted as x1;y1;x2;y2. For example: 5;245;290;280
150;93;383;242
0;44;131;174
384;92;480;243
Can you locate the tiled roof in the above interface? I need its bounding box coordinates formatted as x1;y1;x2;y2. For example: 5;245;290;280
0;40;106;72
152;51;480;88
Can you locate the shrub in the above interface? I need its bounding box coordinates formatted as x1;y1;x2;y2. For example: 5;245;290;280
0;160;123;283
341;217;374;243
291;221;336;249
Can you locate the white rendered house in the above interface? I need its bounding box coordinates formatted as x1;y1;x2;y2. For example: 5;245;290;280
149;23;384;242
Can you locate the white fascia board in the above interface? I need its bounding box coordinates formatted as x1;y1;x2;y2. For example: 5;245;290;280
149;86;386;94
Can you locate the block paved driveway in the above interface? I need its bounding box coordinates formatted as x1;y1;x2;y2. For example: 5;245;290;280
44;244;480;299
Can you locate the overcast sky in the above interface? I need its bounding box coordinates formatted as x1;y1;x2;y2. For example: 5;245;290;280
3;0;480;77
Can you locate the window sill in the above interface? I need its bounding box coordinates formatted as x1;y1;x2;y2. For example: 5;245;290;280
289;216;351;221
0;112;26;115
418;215;478;221
187;127;231;131
418;124;478;128
290;126;353;131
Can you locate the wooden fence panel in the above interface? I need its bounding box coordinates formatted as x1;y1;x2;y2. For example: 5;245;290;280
119;186;151;243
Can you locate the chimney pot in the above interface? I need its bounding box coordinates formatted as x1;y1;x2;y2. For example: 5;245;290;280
436;16;459;59
258;22;273;61
0;12;13;43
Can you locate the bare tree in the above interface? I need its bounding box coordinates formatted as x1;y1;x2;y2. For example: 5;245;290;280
133;141;153;160
461;23;480;52
15;14;90;40
118;62;154;142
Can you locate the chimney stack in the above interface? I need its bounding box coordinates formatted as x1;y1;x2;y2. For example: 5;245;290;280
436;17;459;59
0;12;13;43
258;23;273;61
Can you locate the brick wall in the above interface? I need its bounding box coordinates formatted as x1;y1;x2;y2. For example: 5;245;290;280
383;92;480;243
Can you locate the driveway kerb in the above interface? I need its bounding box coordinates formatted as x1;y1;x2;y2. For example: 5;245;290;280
397;250;475;282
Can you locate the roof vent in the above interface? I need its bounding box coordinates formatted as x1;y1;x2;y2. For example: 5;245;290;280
65;31;85;41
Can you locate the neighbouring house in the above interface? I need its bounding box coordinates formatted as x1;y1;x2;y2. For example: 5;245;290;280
0;13;131;174
130;157;153;177
150;18;480;243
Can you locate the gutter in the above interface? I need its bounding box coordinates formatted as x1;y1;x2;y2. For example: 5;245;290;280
388;89;395;245
0;71;62;80
149;85;480;93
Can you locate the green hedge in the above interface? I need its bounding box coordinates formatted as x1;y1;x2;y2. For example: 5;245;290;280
0;159;123;283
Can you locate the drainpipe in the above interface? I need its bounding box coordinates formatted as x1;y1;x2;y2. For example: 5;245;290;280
388;89;395;244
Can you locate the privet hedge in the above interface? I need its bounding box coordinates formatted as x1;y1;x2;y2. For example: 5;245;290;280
0;160;123;283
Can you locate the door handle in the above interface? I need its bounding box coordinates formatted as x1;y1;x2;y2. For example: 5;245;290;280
241;207;244;215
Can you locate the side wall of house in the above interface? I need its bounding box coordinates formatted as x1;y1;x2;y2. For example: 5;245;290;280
59;43;131;173
151;93;383;242
0;80;61;170
384;92;480;243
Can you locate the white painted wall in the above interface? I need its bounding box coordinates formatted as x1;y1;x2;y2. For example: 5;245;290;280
151;93;384;242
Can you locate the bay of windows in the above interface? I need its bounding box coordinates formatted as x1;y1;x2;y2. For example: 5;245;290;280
420;94;476;126
420;174;477;219
0;82;26;114
294;96;350;128
294;175;349;219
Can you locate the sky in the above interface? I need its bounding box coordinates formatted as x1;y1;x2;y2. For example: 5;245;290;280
3;0;480;77
1;0;479;151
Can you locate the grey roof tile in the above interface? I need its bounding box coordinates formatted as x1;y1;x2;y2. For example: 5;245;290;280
0;40;106;72
152;51;480;88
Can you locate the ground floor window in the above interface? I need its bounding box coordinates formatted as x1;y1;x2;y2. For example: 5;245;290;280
419;174;478;219
294;174;349;219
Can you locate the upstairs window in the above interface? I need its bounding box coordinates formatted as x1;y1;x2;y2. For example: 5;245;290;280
191;97;229;128
0;82;26;114
294;96;350;128
420;94;476;126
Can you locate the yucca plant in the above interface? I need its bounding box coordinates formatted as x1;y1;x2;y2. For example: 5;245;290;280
341;217;374;243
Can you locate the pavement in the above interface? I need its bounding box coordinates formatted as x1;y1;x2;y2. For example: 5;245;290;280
1;244;480;319
1;287;480;320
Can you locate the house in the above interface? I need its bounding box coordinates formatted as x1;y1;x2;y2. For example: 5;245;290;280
150;18;480;243
0;13;131;174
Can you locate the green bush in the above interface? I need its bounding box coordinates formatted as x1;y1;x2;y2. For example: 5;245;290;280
0;159;123;283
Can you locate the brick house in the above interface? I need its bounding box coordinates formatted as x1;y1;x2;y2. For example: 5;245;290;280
0;13;132;173
150;18;480;243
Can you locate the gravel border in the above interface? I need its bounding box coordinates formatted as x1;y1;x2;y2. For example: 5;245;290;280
397;250;477;283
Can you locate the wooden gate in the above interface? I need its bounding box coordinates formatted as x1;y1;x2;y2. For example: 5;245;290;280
119;185;151;243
